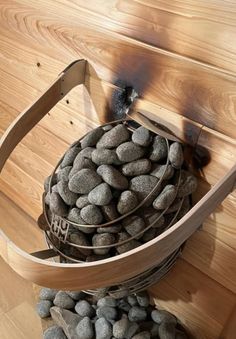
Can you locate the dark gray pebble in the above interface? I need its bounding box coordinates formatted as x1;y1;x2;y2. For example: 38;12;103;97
43;325;67;339
122;215;146;239
129;175;158;201
49;192;68;216
132;331;151;339
97;297;117;308
75;300;95;317
57;166;72;182
69;168;102;194
81;205;103;225
96;306;118;321
136;291;150;307
95;317;113;339
153;185;177;210
39;288;57;301
97;223;122;234
158;322;176;339
69;158;96;179
132;126;151;146
76;195;90;209
44;174;57;193
169;142;184;169
151;309;177;325
53;291;75;309
116;141;145;163
57;180;78;205
97;165;128;190
122;159;152;176
101;204;119;221
80;127;104;149
151;164;174;180
76;316;94;339
149;136;168;162
117;190;138;215
128;306;147;322
96;124;130;149
116;232;141;254
66;291;85;300
92;233;115;255
69;232;92;256
36;300;52;318
113;315;129;339
88;183;113;206
92;148;120;166
127;295;138;306
61;146;80;168
176;170;198;197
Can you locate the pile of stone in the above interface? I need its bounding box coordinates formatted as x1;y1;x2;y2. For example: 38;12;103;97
44;123;197;261
37;288;188;339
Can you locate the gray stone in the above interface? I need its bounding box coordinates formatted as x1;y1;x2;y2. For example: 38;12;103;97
101;204;119;221
61;146;80;168
97;297;117;308
142;228;157;242
129;175;158;201
66;291;85;301
151;164;174;180
122;159;151;176
113;316;129;339
57;180;78;205
153;185;177;210
96;306;118;321
92;233;115;255
96;124;130;149
127;295;138;306
143;208;165;228
45;191;51;205
176;170;198;197
132;331;151;339
97;165;128;190
69;158;96;179
81;127;104;149
69;168;102;194
169;142;184;169
165;198;182;214
36;300;52;318
117;190;138;215
80;205;103;225
158;322;176;339
50;306;82;339
128;306;147;322
76;317;94;339
88;183;113;206
49;192;68;216
122;215;146;239
97;223;122;234
39;288;57;301
68;208;95;234
136;291;150;307
117;299;131;312
57;166;72;182
103;124;113;131
43;325;67;339
151;309;177;325
76;195;90;209
132;126;151;146
69;232;92;256
177;197;190;220
126;321;139;339
116;232;141;254
92;148;120;166
52;184;59;193
116;141;145;163
54;291;76;309
44;174;57;193
149;136;168;162
175;330;188;339
75;300;95;318
95;317;113;339
75;147;95;160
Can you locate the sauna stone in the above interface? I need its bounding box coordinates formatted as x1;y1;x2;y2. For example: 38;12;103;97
127;295;138;306
129;175;158;200
96;124;130;149
57;166;72;182
92;233;116;255
57;180;78;205
116;232;141;254
50;306;82;339
66;291;85;301
69;168;102;194
36;300;52;318
75;146;95;160
121;159;152;176
76;317;94;339
80;127;104;149
60;146;80;168
169;142;184;169
158;322;176;339
95;317;113;339
142;227;157;242
97;165;129;190
151;164;174;180
49;192;68;216
101;203;119;221
126;322;140;338
136;291;150;307
97;223;122;234
177;171;198;197
92;148;120;166
54;291;75;310
117;190;138;214
88;183;113;206
75;300;95;318
96;306;118;320
151;310;177;325
116;141;146;162
76;195;90;208
123;215;146;239
44;174;57;192
80;204;103;225
69;158;96;179
103;124;113;131
43;325;67;339
39;288;58;301
97;297;117;308
132;126;152;146
113;315;129;338
68;207;86;224
153;185;177;210
133;331;151;339
69;232;92;256
128;306;147;322
149;136;168;162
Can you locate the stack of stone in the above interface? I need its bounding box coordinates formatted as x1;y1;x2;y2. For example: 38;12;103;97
37;288;188;339
44;123;197;261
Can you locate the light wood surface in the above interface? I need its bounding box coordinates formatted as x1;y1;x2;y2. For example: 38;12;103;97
0;1;235;338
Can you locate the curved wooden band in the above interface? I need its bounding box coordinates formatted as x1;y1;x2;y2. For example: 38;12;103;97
0;59;235;290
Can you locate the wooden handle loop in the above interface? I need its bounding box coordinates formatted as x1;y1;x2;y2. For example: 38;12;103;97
0;59;236;290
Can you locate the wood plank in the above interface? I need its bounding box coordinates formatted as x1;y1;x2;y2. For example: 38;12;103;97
0;2;236;138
